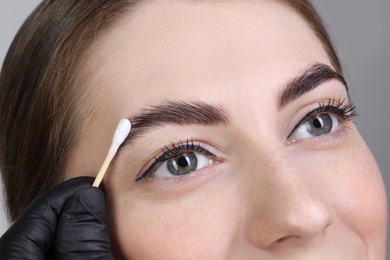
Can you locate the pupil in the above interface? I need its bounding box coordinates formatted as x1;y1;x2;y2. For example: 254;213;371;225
313;117;323;129
177;156;189;168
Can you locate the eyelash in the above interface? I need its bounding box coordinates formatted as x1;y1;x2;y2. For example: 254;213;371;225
136;139;215;181
287;98;358;138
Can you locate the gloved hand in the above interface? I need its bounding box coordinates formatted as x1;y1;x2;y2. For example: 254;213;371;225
0;176;114;260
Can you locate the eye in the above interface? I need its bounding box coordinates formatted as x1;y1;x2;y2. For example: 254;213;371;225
136;140;216;181
288;99;358;142
290;113;339;140
153;152;212;177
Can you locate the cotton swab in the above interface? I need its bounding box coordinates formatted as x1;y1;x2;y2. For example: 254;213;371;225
92;119;132;187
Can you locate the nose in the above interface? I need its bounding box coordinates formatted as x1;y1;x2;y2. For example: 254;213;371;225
244;151;333;249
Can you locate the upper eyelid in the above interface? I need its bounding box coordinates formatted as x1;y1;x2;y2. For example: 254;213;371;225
158;141;210;159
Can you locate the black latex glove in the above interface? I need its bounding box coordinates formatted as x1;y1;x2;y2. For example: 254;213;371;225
0;176;114;260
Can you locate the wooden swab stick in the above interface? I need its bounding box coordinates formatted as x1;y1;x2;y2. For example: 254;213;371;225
92;119;131;187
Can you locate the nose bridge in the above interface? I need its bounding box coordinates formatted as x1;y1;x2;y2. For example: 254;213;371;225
243;144;332;249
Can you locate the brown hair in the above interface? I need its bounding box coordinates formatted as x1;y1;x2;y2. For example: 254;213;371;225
0;0;341;221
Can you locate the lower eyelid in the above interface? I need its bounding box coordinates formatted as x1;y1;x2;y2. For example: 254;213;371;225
139;165;213;187
287;122;352;146
135;157;224;191
313;124;351;143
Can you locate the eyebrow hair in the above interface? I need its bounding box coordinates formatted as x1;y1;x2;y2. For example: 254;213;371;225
121;101;229;145
278;63;348;108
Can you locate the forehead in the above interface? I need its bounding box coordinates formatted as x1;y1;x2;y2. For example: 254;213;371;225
82;0;330;106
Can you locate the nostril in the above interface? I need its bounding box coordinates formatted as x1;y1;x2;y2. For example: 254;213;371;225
272;221;332;247
275;235;298;244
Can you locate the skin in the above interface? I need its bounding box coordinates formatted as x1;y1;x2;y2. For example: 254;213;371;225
65;1;387;259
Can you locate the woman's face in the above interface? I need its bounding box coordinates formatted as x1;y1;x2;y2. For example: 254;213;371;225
66;1;387;259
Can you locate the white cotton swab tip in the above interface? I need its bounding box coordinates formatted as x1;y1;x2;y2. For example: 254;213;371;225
108;119;132;156
92;119;132;187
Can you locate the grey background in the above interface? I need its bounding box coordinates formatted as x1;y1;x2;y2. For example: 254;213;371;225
1;0;389;252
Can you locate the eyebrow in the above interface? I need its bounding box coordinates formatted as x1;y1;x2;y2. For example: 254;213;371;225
121;101;229;145
278;63;348;108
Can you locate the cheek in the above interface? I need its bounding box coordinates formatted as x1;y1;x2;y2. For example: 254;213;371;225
296;134;387;248
333;146;386;248
108;179;242;259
